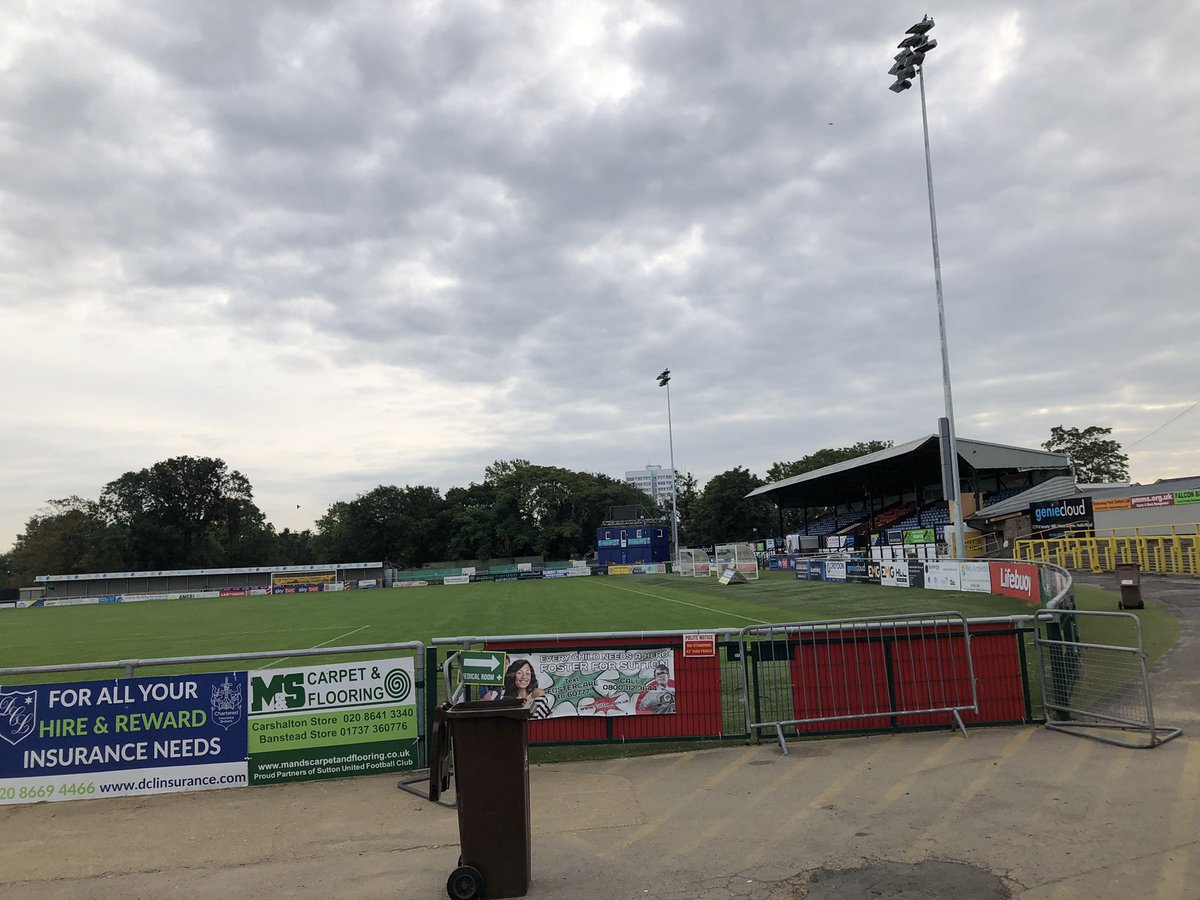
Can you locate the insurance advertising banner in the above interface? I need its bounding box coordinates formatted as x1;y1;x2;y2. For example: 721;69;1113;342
0;672;248;805
246;658;418;785
487;649;676;718
958;561;992;592
923;560;962;591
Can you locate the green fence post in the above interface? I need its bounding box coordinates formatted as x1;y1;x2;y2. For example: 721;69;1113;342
423;645;439;770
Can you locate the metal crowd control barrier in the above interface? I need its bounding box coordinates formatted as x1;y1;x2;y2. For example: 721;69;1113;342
1033;609;1181;748
738;612;979;754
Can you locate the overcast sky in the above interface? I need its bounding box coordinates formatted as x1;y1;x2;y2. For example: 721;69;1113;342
2;1;1197;552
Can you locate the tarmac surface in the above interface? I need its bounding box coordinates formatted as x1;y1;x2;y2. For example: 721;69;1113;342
2;576;1197;900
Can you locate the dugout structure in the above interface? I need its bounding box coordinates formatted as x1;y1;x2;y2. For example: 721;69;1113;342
713;542;758;580
675;549;712;577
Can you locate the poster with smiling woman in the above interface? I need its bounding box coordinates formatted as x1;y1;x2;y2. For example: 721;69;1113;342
487;649;676;718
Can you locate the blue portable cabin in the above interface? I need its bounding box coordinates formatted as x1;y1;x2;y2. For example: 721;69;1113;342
595;522;670;566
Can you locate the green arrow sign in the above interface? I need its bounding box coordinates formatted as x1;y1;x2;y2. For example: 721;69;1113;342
460;651;507;686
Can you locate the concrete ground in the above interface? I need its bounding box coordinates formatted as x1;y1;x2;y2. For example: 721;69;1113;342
2;577;1196;900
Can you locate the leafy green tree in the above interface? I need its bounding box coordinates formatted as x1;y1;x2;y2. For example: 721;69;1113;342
674;471;700;545
1042;426;1130;483
767;441;893;482
686;467;776;546
272;528;317;566
313;485;449;567
444;482;500;562
99;456;273;569
436;461;657;563
7;496;125;584
479;460;655;560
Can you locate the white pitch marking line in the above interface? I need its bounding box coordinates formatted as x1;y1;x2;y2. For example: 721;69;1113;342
257;625;371;669
599;581;770;624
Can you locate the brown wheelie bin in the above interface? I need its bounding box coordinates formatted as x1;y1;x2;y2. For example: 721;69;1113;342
435;698;533;900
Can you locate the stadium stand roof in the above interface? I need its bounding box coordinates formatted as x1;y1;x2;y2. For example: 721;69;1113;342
970;474;1200;524
969;475;1080;521
746;434;1072;508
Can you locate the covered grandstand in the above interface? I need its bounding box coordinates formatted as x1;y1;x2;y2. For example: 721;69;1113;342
20;562;394;606
747;434;1072;550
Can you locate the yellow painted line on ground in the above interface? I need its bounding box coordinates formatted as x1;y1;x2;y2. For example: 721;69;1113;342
1046;745;1134;900
611;747;761;850
739;736;902;870
1158;739;1200;899
902;726;1043;862
673;754;817;858
871;733;963;813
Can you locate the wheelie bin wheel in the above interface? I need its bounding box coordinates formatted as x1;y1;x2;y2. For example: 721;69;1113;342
446;865;484;900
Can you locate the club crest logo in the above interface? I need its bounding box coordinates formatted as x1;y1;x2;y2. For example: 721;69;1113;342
210;676;244;731
0;688;37;746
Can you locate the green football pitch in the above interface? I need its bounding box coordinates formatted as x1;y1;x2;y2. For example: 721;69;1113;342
0;572;1174;685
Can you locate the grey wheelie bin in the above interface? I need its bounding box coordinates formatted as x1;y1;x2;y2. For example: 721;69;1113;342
1116;562;1143;609
435;697;533;900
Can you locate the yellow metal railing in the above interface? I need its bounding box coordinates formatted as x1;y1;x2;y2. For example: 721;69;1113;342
964;531;1002;559
1014;525;1200;576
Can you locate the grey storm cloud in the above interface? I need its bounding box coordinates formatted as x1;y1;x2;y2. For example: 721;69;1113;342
1;0;1198;548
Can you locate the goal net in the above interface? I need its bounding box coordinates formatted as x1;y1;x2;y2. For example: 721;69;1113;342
712;542;759;581
675;548;712;577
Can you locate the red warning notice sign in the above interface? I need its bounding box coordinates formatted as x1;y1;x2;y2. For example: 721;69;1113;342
683;633;717;657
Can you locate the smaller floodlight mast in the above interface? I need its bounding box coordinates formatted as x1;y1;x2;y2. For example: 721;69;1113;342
657;369;680;567
886;16;966;559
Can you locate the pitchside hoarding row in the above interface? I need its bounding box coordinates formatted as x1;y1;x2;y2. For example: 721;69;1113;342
397;564;663;587
795;556;1041;603
0;659;418;805
16;580;381;609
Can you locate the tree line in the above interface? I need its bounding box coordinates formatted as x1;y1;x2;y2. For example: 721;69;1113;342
0;448;871;586
0;427;1127;586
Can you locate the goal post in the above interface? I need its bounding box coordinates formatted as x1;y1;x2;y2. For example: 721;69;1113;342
675;548;712;577
712;542;759;581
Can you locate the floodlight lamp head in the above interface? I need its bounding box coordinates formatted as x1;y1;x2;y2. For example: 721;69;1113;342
898;34;923;49
888;61;905;76
906;17;935;35
889;79;912;93
916;37;938;53
657;369;671;387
